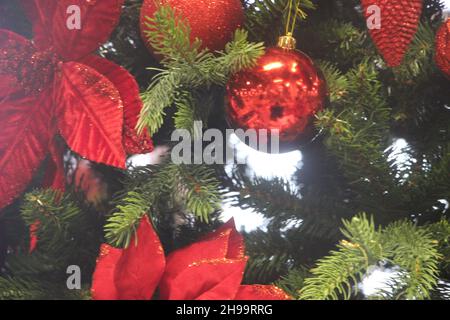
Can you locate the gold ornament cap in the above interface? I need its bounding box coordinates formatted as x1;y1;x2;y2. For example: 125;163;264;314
278;33;297;50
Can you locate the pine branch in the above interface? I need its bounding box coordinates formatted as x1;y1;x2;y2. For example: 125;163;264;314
224;165;344;240
383;221;441;300
142;5;204;66
300;214;382;300
301;20;373;69
20;190;92;258
104;191;150;248
173;89;215;135
0;190;99;300
244;253;291;284
244;0;315;42
173;91;198;134
426;219;450;273
176;165;222;222
316;60;394;197
242;228;294;284
0;277;47;300
393;23;437;81
105;163;222;247
317;61;349;103
299;214;442;300
276;267;310;299
138;5;264;135
214;29;267;76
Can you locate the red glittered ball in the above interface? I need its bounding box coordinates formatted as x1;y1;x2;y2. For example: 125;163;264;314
361;0;423;67
140;0;244;53
435;19;450;77
226;47;328;149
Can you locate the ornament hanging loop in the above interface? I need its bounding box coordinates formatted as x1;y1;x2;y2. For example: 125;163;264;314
280;0;301;50
278;33;297;50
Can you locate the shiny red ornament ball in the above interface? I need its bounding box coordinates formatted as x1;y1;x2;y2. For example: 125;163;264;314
226;47;328;148
140;0;244;53
435;19;450;77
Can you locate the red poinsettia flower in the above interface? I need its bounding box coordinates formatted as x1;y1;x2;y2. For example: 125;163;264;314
0;0;153;210
91;216;292;300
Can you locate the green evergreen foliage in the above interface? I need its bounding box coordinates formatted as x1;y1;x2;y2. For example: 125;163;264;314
138;6;264;135
244;0;315;42
0;190;97;299
0;0;448;300
300;214;442;300
105;163;222;247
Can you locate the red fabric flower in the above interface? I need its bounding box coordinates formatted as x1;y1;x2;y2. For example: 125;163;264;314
0;0;153;210
91;217;292;300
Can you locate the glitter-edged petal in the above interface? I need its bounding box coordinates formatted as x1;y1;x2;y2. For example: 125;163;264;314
56;62;127;168
234;285;293;300
160;258;247;300
0;29;33;97
161;227;237;281
91;244;122;300
201;218;245;259
159;220;247;300
80;55;153;154
91;215;166;300
115;216;166;300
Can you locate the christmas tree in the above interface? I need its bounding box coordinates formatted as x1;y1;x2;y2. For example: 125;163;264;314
0;0;449;300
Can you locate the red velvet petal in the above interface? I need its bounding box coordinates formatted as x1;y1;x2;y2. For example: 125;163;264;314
0;29;33;97
19;0;57;49
234;285;293;300
30;135;64;255
91;244;122;300
56;62;127;168
91;216;165;300
80;55;153;154
162;229;235;282
42;138;66;192
51;0;125;61
0;92;53;209
195;258;248;300
160;258;247;300
161;220;245;285
202;219;245;259
114;215;166;300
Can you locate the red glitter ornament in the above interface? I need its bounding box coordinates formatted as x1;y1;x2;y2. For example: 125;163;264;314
140;0;244;53
435;19;450;77
361;0;423;67
0;0;153;210
226;45;328;149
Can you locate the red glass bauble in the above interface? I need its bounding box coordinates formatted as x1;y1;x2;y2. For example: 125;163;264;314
226;47;328;149
435;19;450;77
140;0;244;54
